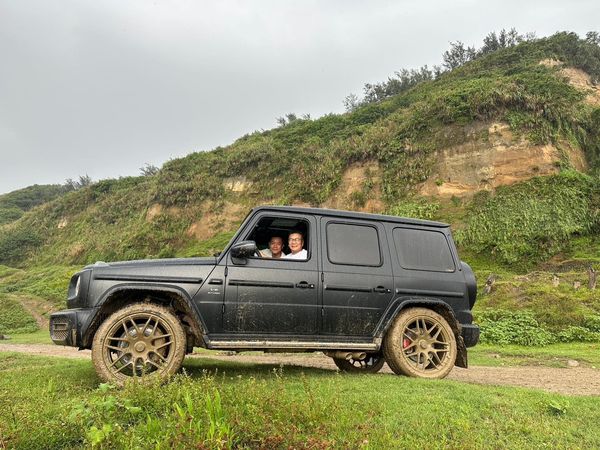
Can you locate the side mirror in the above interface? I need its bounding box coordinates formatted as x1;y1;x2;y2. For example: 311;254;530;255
230;240;258;264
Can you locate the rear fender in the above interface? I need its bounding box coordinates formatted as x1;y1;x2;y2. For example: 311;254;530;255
377;297;467;368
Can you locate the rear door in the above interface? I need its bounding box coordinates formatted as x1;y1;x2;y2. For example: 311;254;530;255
320;217;393;337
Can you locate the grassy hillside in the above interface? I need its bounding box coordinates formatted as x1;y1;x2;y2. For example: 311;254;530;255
2;353;600;448
0;184;70;226
0;31;599;341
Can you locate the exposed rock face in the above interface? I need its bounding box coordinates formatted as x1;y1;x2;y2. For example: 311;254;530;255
560;66;600;106
419;122;587;197
186;201;245;241
323;161;384;213
146;204;162;222
223;177;253;193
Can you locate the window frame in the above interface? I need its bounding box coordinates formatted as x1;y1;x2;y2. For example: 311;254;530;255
392;226;456;273
325;220;383;268
242;215;312;262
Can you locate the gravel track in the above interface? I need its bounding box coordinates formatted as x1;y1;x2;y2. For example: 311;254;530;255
1;343;599;396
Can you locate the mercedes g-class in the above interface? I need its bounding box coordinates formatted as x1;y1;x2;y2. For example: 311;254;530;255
50;206;479;383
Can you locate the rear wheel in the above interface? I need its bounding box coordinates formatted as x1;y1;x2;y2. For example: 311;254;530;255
333;353;385;373
383;307;457;379
92;303;186;385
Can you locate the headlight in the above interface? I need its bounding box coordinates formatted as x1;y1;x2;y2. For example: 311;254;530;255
74;275;81;297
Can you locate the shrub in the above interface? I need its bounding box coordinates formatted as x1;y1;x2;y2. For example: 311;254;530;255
456;171;600;264
476;309;555;346
388;200;440;220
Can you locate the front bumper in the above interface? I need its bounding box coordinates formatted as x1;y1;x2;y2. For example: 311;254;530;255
49;308;95;347
461;323;480;348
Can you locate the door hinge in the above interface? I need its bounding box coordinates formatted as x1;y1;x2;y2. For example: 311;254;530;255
225;266;228;277
222;304;225;314
321;308;324;317
321;272;324;282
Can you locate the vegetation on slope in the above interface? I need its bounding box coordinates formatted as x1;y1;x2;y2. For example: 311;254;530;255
0;184;70;225
0;31;599;344
1;32;599;270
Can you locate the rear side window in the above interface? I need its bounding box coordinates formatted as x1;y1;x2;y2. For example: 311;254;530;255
326;222;381;266
393;227;455;272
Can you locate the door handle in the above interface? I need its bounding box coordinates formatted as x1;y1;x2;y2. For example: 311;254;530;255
374;286;391;294
296;282;315;289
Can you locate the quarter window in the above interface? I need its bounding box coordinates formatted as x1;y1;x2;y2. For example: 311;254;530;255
326;222;381;266
393;228;455;272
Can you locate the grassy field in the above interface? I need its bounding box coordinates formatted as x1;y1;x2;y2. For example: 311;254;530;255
1;352;599;449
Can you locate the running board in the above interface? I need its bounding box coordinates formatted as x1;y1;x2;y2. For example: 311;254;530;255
207;339;381;351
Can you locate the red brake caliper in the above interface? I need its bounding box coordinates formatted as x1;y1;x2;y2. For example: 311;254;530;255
403;338;411;349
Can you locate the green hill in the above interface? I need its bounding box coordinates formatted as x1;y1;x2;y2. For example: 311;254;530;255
0;184;71;226
1;31;599;340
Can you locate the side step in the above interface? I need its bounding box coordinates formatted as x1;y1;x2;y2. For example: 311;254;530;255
207;339;381;351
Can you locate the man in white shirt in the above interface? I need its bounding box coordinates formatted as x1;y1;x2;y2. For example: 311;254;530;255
283;231;308;260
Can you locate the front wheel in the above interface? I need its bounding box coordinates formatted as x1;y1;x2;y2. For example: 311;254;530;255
383;307;457;379
333;353;385;373
92;303;186;385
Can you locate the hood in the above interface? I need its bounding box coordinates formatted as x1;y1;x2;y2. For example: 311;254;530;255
85;256;217;270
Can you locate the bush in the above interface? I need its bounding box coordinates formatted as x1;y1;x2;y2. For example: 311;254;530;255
477;310;555;346
456;171;600;264
388;200;440;220
476;309;600;345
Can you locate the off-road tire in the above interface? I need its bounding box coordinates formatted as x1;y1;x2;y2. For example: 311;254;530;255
383;307;457;379
92;302;186;385
333;353;385;373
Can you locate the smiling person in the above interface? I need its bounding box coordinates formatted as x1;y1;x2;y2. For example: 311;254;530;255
260;236;286;259
283;231;307;260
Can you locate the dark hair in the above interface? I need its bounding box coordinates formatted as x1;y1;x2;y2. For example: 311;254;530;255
288;230;304;240
269;235;284;243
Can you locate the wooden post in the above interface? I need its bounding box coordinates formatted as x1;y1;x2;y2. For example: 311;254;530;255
483;275;496;295
589;266;597;290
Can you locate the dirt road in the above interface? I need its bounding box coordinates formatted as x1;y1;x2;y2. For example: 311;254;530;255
1;343;599;396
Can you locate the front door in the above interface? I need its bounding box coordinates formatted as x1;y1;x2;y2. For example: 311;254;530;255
223;213;319;334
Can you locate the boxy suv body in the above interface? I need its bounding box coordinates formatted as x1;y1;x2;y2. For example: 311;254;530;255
50;206;479;383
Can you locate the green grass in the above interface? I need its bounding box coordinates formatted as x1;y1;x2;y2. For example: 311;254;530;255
2;329;52;344
0;294;38;334
1;353;600;449
0;265;77;307
469;343;600;368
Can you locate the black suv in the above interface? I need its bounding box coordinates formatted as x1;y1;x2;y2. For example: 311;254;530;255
50;206;479;383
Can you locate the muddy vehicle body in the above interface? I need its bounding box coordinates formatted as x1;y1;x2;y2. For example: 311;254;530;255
50;206;479;383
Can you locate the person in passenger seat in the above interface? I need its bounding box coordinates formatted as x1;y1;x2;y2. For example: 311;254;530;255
283;231;307;260
260;236;287;259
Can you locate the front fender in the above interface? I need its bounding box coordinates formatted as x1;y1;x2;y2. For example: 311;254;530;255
83;283;208;348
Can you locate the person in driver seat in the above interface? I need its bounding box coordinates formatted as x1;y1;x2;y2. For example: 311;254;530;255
260;235;286;259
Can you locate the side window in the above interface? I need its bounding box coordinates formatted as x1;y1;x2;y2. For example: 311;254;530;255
393;227;455;272
245;216;310;261
326;222;381;266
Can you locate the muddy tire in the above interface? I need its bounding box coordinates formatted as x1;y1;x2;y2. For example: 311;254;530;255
383;307;457;379
91;303;186;385
333;353;385;373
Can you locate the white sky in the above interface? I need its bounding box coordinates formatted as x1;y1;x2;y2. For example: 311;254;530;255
1;0;598;194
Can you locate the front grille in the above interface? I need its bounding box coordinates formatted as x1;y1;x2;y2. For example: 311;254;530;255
51;321;69;341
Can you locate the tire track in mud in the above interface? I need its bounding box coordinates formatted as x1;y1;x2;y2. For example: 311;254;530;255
1;344;599;396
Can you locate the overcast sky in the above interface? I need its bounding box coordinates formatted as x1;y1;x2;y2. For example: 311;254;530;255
0;0;598;194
